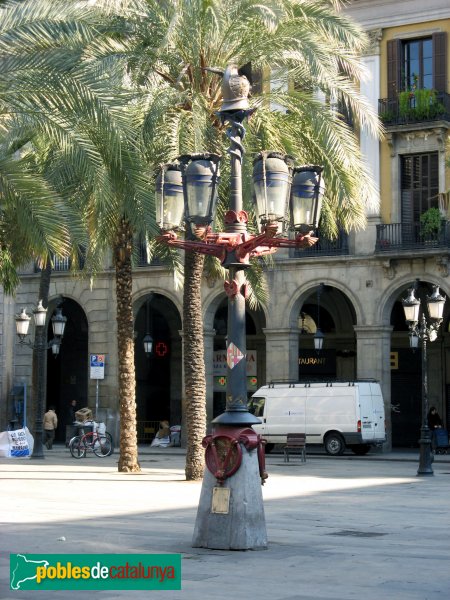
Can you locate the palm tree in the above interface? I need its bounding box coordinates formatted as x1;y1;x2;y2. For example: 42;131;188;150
0;0;156;472
92;0;380;479
0;0;124;286
0;130;77;293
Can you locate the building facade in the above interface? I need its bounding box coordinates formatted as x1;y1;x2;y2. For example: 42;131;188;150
0;0;449;450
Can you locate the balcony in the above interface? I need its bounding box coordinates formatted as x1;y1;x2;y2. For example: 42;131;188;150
293;229;349;258
34;250;86;273
378;91;450;127
375;221;450;252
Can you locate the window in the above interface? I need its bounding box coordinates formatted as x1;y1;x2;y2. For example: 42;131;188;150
401;152;439;223
248;396;265;417
387;32;447;97
402;38;433;91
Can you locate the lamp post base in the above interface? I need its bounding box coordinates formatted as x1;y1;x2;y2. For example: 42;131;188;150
31;429;45;459
30;448;45;459
192;439;267;550
417;431;434;476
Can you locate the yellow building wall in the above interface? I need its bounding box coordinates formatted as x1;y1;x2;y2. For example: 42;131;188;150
379;18;450;223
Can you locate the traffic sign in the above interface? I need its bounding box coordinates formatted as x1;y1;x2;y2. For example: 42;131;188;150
90;354;105;380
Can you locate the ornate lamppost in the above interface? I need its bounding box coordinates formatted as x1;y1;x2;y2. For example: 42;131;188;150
15;301;67;458
156;65;325;549
402;284;446;476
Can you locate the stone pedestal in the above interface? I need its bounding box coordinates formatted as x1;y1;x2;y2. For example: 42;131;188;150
192;444;267;550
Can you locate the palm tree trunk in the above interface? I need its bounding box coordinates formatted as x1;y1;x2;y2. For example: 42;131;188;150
114;218;140;473
184;250;207;481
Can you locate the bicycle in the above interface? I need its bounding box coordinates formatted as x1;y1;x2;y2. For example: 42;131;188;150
69;428;113;458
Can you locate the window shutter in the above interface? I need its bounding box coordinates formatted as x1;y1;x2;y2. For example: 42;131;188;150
387;39;402;97
432;32;447;92
250;66;263;95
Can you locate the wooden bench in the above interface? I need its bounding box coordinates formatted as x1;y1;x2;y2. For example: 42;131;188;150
283;433;306;463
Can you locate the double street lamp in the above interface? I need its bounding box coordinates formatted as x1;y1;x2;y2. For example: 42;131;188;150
402;284;446;476
15;301;67;458
156;64;325;549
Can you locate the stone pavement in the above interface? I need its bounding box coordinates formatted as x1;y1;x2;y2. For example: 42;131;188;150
1;445;449;600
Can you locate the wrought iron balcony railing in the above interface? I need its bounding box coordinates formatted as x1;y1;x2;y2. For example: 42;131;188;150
378;91;450;126
376;221;450;252
34;250;86;273
293;229;349;258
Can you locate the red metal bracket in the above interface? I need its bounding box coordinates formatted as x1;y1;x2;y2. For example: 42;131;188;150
224;210;248;224
157;227;318;267
224;279;239;298
203;427;269;485
203;433;243;484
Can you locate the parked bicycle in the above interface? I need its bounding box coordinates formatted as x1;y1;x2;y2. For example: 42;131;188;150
69;425;113;459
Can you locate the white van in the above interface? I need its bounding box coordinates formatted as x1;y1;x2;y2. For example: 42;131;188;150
248;380;386;455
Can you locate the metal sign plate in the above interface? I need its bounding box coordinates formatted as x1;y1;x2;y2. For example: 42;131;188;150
211;487;230;514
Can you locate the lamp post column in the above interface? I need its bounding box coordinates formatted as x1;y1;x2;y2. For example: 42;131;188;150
418;316;433;476
31;324;47;459
214;112;260;424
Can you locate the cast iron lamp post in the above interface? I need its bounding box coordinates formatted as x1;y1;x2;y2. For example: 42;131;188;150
15;302;67;458
402;284;446;476
156;64;325;549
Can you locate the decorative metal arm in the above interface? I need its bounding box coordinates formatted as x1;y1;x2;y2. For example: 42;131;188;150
157;225;318;267
17;336;62;353
407;312;442;343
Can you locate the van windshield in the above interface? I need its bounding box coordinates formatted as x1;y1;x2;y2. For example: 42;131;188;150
248;396;265;417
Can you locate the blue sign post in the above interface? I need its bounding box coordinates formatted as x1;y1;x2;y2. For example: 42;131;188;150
90;355;105;417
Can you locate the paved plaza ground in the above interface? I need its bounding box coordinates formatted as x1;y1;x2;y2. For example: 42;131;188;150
1;446;449;600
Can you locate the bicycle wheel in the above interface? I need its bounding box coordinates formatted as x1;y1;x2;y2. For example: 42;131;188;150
93;435;112;457
69;436;86;459
105;432;114;452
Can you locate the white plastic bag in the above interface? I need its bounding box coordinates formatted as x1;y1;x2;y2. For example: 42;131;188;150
0;427;34;458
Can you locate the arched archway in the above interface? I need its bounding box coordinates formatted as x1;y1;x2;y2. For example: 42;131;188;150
212;298;266;418
297;285;357;381
134;293;182;441
46;298;88;442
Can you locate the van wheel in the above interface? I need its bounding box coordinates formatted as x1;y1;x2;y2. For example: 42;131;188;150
264;443;274;454
324;434;345;456
350;445;370;456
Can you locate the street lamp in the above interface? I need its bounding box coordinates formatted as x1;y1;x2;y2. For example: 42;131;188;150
157;64;325;550
402;284;446;476
15;301;67;458
314;328;325;352
143;334;153;356
313;283;325;352
141;297;154;357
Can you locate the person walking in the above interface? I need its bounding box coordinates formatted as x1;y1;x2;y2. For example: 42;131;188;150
43;406;58;449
